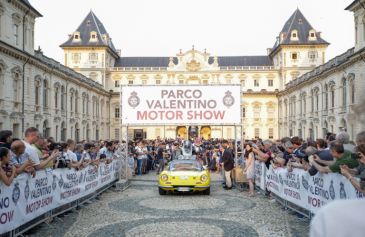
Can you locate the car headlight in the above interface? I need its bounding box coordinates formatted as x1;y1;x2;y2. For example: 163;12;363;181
200;174;207;182
161;174;168;181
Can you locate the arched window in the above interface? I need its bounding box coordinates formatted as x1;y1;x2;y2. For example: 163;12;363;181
86;123;90;141
324;84;328;110
43;79;48;108
349;75;356;104
61;121;66;142
302;93;307;115
82;93;86;114
12;69;21;102
330;84;335;109
312;88;320;112
75;123;80;142
61;86;65;111
54;85;59;109
75;90;78;113
43;120;50;138
342;78;347;107
0;66;3;98
12;13;21;45
70;89;74;112
86;95;89;114
35;78;41;105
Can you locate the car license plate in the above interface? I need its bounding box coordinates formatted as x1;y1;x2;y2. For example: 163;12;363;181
180;176;188;180
178;187;190;192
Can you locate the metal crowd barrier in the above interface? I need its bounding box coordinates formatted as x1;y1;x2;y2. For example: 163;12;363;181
0;180;117;237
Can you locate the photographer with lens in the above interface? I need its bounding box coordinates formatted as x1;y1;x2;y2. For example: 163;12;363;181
53;143;70;169
340;144;365;195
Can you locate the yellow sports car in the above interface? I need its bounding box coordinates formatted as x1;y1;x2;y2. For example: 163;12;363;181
158;159;210;195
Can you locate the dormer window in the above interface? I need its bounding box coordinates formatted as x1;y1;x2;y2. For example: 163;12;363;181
90;31;97;42
309;29;317;40
73;32;80;41
291;30;299;41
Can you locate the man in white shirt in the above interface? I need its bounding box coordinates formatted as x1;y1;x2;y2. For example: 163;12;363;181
23;127;40;166
310;199;365;237
99;141;114;163
66;139;81;169
23;127;58;170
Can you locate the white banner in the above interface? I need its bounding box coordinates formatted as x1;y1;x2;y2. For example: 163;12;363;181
254;161;266;191
0;160;121;234
264;166;364;214
265;166;284;198
281;168;309;210
121;85;241;125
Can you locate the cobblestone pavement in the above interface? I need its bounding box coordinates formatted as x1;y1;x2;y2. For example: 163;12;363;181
27;172;309;237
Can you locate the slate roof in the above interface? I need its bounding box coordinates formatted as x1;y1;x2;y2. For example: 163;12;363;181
20;0;42;17
60;11;118;55
212;56;272;67
114;56;272;67
115;57;177;67
271;9;329;55
345;0;361;10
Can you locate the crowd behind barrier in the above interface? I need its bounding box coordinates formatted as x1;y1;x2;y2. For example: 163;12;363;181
1;127;365;234
0;160;121;234
254;161;364;216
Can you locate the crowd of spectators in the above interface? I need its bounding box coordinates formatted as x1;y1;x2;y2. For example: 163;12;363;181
0;127;121;187
2;127;365;198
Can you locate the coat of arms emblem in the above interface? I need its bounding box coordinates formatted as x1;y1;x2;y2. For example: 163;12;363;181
128;91;140;108
52;175;57;190
12;182;20;205
24;179;30;200
301;176;308;190
329;180;335;200
58;175;64;189
223;91;235;108
340;182;347;199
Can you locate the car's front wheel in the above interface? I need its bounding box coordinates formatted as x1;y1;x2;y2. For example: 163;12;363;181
159;187;167;195
203;187;210;195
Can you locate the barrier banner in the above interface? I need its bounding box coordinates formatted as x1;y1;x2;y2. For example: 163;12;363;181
254;161;266;191
307;172;363;213
0;160;120;234
281;168;309;210
265;166;284;198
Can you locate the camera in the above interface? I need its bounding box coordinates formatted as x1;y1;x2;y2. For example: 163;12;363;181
2;163;13;173
351;152;362;160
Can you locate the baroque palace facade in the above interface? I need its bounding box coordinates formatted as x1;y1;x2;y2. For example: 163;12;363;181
0;0;364;141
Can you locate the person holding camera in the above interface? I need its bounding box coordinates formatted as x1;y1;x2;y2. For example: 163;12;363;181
53;143;70;169
309;142;358;174
0;147;17;186
10;140;35;176
340;144;365;195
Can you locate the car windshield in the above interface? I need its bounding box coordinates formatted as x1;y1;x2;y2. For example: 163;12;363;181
169;161;202;171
